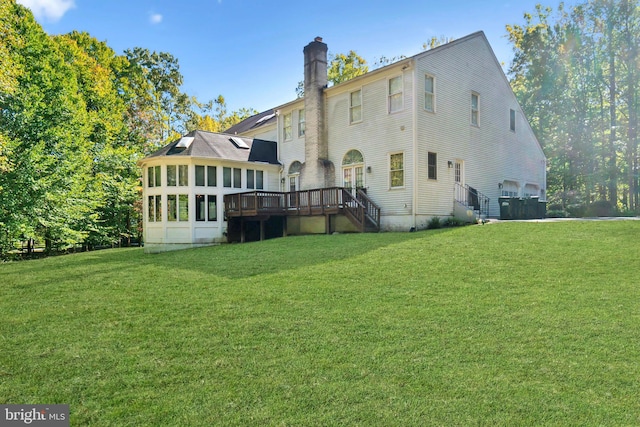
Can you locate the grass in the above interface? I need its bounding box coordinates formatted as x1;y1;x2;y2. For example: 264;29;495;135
1;221;640;426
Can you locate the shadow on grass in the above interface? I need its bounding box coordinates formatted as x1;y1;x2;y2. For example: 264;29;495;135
1;228;469;289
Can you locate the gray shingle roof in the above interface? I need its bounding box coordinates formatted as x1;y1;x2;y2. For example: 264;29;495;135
142;130;279;165
224;109;277;135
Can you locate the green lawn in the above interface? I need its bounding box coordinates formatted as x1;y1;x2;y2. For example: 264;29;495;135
1;221;639;426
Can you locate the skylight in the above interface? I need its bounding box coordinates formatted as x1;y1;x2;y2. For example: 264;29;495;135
256;113;276;124
176;136;194;148
230;136;250;149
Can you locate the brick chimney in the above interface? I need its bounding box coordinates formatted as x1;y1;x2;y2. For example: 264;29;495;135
300;37;334;189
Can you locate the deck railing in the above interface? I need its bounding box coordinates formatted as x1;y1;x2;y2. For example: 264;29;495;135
224;187;380;231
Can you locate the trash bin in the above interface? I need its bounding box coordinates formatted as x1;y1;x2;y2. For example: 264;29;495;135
499;197;511;220
524;197;539;219
538;200;547;219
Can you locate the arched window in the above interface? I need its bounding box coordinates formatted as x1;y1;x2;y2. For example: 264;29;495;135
288;161;302;192
342;150;364;165
341;150;364;191
288;161;302;174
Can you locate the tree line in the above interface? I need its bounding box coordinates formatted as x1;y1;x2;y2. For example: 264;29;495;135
0;0;254;256
507;0;639;216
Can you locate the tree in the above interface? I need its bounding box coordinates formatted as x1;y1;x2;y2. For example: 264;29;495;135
507;0;640;214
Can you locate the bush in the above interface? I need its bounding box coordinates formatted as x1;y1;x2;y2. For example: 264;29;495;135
443;217;467;227
586;200;615;217
426;216;442;229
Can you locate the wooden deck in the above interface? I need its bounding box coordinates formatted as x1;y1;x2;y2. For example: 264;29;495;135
224;187;380;232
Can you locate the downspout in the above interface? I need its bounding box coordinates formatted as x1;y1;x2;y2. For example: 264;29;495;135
411;61;418;229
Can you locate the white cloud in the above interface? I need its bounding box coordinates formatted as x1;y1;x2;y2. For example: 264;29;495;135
16;0;75;22
149;13;163;24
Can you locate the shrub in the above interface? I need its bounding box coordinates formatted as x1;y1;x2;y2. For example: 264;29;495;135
426;216;442;229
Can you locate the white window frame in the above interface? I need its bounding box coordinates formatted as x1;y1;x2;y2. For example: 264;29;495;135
389;152;405;188
298;109;305;137
424;74;435;112
283;112;292;141
510;108;516;132
471;92;479;126
427;152;437;180
349;89;362;124
388;76;403;114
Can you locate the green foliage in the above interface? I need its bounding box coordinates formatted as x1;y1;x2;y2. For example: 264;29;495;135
1;222;640;425
328;50;369;86
506;1;640;212
426;216;442;229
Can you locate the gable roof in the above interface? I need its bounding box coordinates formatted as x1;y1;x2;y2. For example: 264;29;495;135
139;130;280;165
224;109;277;135
227;32;495;135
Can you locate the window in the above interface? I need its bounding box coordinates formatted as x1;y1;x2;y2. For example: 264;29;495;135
283;112;292;141
425;75;435;112
342;149;365;190
195;194;205;221
167;195;177;221
208;195;217;221
178;165;188;186
256;170;264;190
195;165;205;186
148;195;161;222
167;194;188;221
454;161;462;183
223;167;232;188
167;165;188;186
233;168;242;188
471;93;479;126
207;166;217;187
390;153;404;188
167;165;176;186
197;194;218;222
510;108;516;131
179;194;188;221
350;89;362;123
147;165;161;187
247;169;255;189
501;180;519;197
298;109;305;137
428;152;437;180
389;76;403;113
288;161;301;191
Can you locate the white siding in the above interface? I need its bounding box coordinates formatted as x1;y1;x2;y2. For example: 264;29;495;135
325;68;415;229
140;158;280;251
413;34;546;219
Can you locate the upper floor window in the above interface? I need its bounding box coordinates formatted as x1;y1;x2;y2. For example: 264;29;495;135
196;165;217;186
246;169;263;190
147;165;161;187
389;152;404;188
298;109;305;137
350;89;362;123
283;112;292;141
425;75;435;112
510;108;516;132
427;152;437;180
471;93;479;126
167;165;188;187
388;76;403;113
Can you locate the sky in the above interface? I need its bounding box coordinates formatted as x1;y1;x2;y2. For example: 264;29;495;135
17;0;575;114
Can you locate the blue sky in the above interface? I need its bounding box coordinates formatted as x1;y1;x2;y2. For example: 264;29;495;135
18;0;573;114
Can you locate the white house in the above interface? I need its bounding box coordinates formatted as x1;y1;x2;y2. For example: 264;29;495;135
139;31;546;251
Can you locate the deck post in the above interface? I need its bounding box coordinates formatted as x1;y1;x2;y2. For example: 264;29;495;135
240;218;245;243
260;219;265;241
